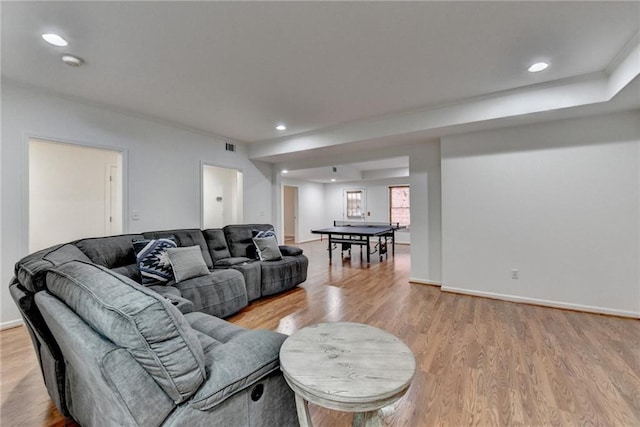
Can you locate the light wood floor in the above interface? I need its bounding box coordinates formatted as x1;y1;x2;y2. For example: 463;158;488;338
1;240;639;426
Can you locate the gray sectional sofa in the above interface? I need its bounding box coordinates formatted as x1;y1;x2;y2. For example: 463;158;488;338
9;224;307;426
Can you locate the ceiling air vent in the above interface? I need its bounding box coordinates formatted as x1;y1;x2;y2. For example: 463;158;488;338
225;142;235;152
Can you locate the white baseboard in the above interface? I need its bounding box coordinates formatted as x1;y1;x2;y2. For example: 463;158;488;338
298;238;322;244
409;278;442;286
1;319;24;330
442;286;640;319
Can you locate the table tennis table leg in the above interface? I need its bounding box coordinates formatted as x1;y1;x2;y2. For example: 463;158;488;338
366;238;370;264
392;229;395;256
328;236;333;264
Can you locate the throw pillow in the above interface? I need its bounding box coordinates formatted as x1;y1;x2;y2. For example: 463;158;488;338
166;246;210;283
251;228;277;259
252;236;283;261
252;228;277;239
132;238;177;285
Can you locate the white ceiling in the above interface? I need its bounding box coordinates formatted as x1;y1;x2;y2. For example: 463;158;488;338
2;1;638;146
284;157;409;183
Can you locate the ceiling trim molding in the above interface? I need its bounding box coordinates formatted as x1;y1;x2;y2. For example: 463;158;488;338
249;37;640;162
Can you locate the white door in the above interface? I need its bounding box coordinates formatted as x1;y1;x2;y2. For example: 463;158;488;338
29;138;123;252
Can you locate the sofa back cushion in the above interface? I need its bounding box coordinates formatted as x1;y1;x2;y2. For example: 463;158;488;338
74;234;144;275
202;229;231;261
46;261;206;404
15;244;92;292
143;229;213;269
223;224;274;258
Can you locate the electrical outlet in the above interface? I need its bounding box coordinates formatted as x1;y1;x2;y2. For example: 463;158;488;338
511;269;519;279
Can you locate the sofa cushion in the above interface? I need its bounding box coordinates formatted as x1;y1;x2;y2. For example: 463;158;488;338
14;244;92;292
184;311;247;342
167;246;210;283
173;270;248;318
279;245;303;257
111;264;142;283
74;234;144;269
143;229;213;269
224;224;274;258
45;260;206;404
202;229;231;262
188;328;288;410
133;238;177;284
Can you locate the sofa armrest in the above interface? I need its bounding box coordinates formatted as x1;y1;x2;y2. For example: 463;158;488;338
278;245;303;256
213;257;253;268
189;330;287;410
163;295;195;314
147;284;182;297
147;285;194;313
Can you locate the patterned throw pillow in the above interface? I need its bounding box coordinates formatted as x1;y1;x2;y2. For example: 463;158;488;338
133;238;177;284
252;228;277;239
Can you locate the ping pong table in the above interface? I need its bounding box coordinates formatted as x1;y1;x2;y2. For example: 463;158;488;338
311;221;403;264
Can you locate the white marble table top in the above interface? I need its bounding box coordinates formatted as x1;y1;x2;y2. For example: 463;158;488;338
279;322;416;413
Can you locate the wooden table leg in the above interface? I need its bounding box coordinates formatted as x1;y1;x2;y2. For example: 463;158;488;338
352;410;383;427
294;393;313;427
353;399;400;427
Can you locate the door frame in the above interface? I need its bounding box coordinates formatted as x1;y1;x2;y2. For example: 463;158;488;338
200;161;244;230
282;185;299;243
22;134;128;255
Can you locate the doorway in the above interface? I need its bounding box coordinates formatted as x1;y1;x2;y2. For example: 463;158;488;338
29;138;123;252
283;185;298;243
202;164;243;229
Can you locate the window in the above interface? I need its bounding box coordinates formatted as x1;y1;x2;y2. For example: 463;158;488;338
346;190;363;219
389;186;410;227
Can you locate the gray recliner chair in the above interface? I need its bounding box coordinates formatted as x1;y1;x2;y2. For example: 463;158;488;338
33;260;298;426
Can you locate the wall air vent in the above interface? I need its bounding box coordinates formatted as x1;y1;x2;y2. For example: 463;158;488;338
225;143;235;152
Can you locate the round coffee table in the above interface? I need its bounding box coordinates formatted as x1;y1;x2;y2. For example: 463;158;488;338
279;322;416;427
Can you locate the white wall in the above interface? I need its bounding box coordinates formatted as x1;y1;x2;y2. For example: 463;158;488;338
441;111;640;317
281;178;326;243
275;141;442;283
29;139;122;252
409;142;441;284
1;82;273;327
323;178;412;244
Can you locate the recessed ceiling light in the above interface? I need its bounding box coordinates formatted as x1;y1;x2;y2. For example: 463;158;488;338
276;124;287;131
528;62;549;73
42;33;68;47
331;178;336;182
61;54;83;67
281;169;288;174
